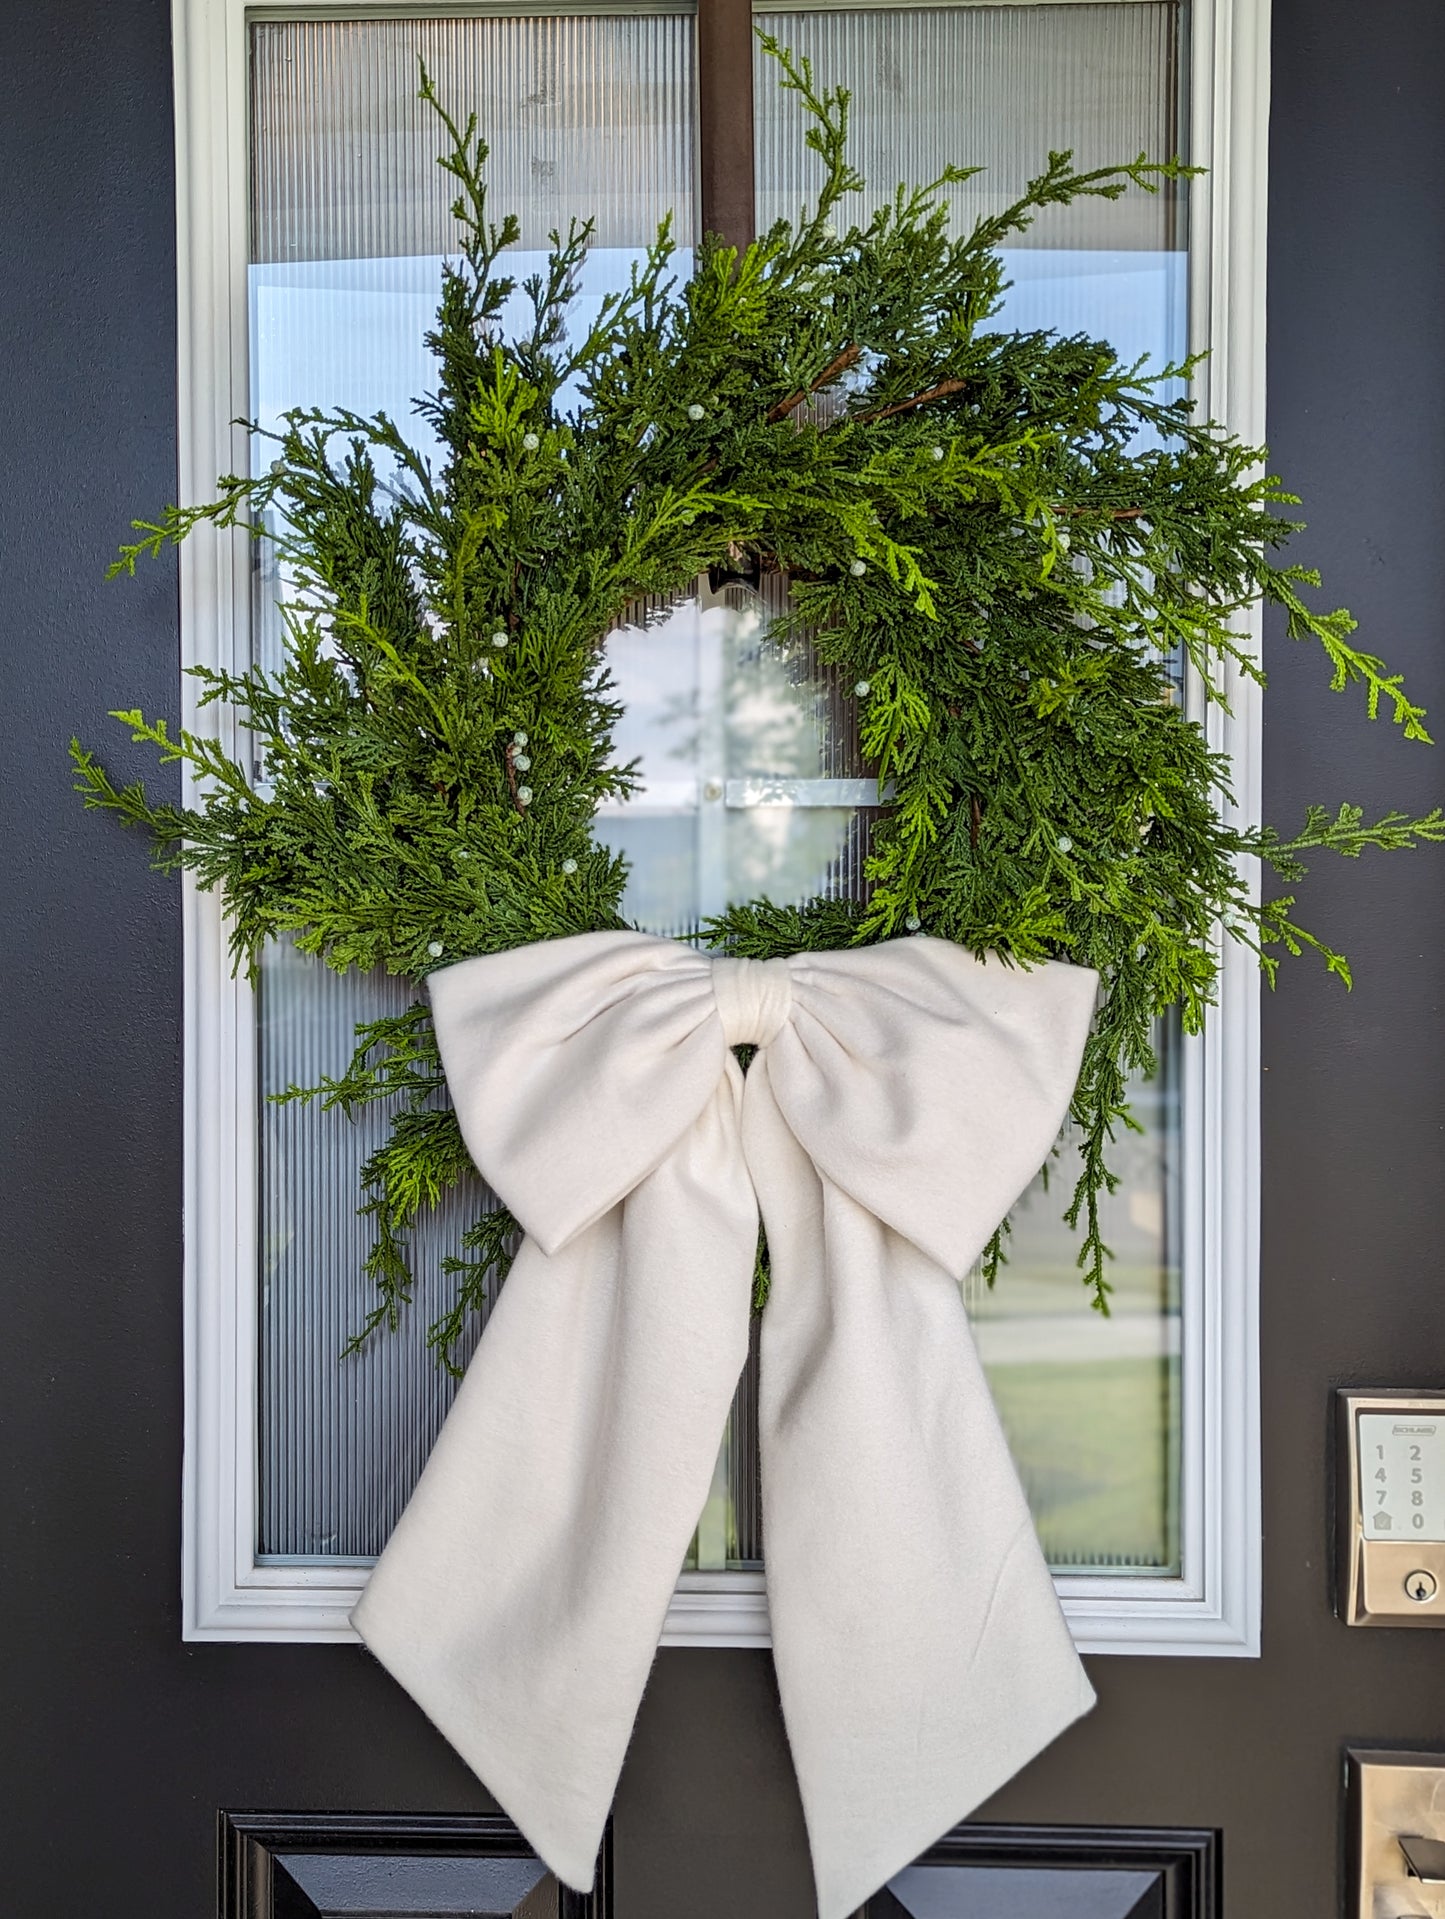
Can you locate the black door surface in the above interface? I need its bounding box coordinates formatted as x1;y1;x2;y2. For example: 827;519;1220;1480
4;1;1445;1915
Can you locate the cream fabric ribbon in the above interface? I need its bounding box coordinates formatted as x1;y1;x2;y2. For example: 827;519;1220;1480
353;929;1099;1919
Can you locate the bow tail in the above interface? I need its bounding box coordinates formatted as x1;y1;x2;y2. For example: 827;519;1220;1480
745;1086;1096;1919
352;1074;759;1889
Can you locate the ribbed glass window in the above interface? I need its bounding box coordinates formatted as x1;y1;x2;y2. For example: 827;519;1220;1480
251;14;696;262
754;3;1182;250
251;3;1184;1579
250;11;698;1561
751;3;1186;1575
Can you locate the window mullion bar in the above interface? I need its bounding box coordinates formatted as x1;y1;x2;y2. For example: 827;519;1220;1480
697;0;756;247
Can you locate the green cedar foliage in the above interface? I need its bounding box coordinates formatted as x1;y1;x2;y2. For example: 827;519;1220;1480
73;44;1443;1353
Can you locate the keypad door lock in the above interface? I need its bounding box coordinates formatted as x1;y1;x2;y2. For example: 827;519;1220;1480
1337;1391;1445;1626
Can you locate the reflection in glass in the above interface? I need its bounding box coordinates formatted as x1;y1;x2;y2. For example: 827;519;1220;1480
596;578;877;940
971;1021;1181;1573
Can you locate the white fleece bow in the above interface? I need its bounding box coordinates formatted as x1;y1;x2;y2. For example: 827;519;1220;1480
353;930;1099;1919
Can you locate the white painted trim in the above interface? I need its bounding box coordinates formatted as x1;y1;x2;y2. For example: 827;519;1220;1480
177;0;1267;1654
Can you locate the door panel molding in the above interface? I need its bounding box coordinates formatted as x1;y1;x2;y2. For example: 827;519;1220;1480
218;1810;611;1918
175;0;1266;1655
860;1823;1220;1919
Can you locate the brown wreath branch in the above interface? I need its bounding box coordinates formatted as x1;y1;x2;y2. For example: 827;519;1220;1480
503;740;523;814
852;377;966;425
768;344;863;423
1055;505;1150;521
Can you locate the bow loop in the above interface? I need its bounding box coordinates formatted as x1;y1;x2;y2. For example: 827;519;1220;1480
427;932;727;1255
762;941;1099;1278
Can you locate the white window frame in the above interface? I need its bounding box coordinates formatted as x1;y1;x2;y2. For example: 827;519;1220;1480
176;0;1267;1654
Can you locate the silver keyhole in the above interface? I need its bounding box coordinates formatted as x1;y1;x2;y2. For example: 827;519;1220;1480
1405;1570;1438;1603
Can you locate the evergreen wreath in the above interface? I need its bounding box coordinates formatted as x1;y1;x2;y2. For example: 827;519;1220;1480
74;44;1442;1358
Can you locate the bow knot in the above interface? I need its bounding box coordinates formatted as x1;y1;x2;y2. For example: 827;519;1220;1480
354;930;1099;1919
711;952;793;1048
